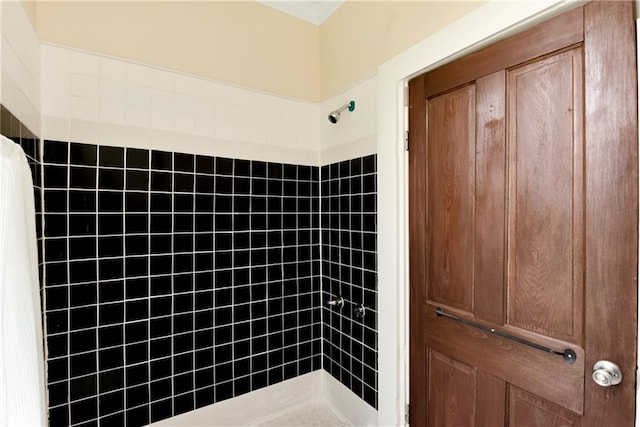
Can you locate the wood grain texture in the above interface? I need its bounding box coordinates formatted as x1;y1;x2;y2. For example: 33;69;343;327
409;3;638;425
506;48;584;343
475;372;506;426
509;386;580;427
583;1;638;425
408;74;428;427
424;6;584;98
427;85;475;312
474;71;506;325
428;350;477;427
425;305;585;414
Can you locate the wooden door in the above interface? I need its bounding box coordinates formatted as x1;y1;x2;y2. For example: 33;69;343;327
408;2;638;426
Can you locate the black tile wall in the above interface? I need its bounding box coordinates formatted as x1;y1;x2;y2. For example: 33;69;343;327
321;155;378;409
42;141;323;427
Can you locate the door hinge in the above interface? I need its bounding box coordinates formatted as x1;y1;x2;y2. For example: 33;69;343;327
405;131;410;151
405;403;410;425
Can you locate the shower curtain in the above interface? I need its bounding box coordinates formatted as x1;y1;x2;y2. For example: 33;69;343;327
0;135;47;426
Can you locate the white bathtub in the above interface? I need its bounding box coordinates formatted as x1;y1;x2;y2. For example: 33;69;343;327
149;370;378;426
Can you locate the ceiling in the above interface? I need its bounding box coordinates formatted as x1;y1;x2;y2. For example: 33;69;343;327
257;0;345;25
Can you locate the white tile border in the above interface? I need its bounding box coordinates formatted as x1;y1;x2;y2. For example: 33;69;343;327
319;75;377;165
40;44;323;166
320;135;375;167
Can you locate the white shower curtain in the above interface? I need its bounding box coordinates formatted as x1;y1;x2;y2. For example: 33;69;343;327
0;135;47;426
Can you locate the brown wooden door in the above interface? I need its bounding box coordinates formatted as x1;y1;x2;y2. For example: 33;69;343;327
408;2;638;426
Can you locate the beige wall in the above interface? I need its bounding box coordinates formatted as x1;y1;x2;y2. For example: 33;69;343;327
20;1;37;30
36;1;321;101
32;1;486;102
320;0;486;99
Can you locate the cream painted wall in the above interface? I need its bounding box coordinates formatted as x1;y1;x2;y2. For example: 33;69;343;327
36;1;321;101
2;0;41;134
20;1;37;31
32;1;488;103
319;0;486;99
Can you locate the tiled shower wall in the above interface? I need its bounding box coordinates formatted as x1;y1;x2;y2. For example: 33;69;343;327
41;140;322;426
321;155;378;409
32;41;379;427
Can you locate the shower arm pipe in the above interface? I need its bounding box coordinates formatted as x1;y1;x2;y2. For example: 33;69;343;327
335;100;356;115
328;100;356;124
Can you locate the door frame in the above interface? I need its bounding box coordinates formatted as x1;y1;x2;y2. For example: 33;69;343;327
375;0;639;424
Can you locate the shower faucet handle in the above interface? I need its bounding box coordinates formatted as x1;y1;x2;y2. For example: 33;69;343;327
327;296;344;309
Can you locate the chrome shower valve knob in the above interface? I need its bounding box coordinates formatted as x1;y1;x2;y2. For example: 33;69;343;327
326;296;344;309
354;305;366;319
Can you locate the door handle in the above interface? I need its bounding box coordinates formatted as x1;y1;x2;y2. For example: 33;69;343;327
592;360;622;387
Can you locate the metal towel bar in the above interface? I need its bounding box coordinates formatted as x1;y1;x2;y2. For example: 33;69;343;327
434;307;577;364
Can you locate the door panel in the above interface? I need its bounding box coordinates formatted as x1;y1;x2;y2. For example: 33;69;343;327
427;350;477;427
427;350;509;426
509;387;580;427
424;306;585;414
476;372;506;426
474;71;506;325
409;2;638;425
506;47;584;343
427;85;476;312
